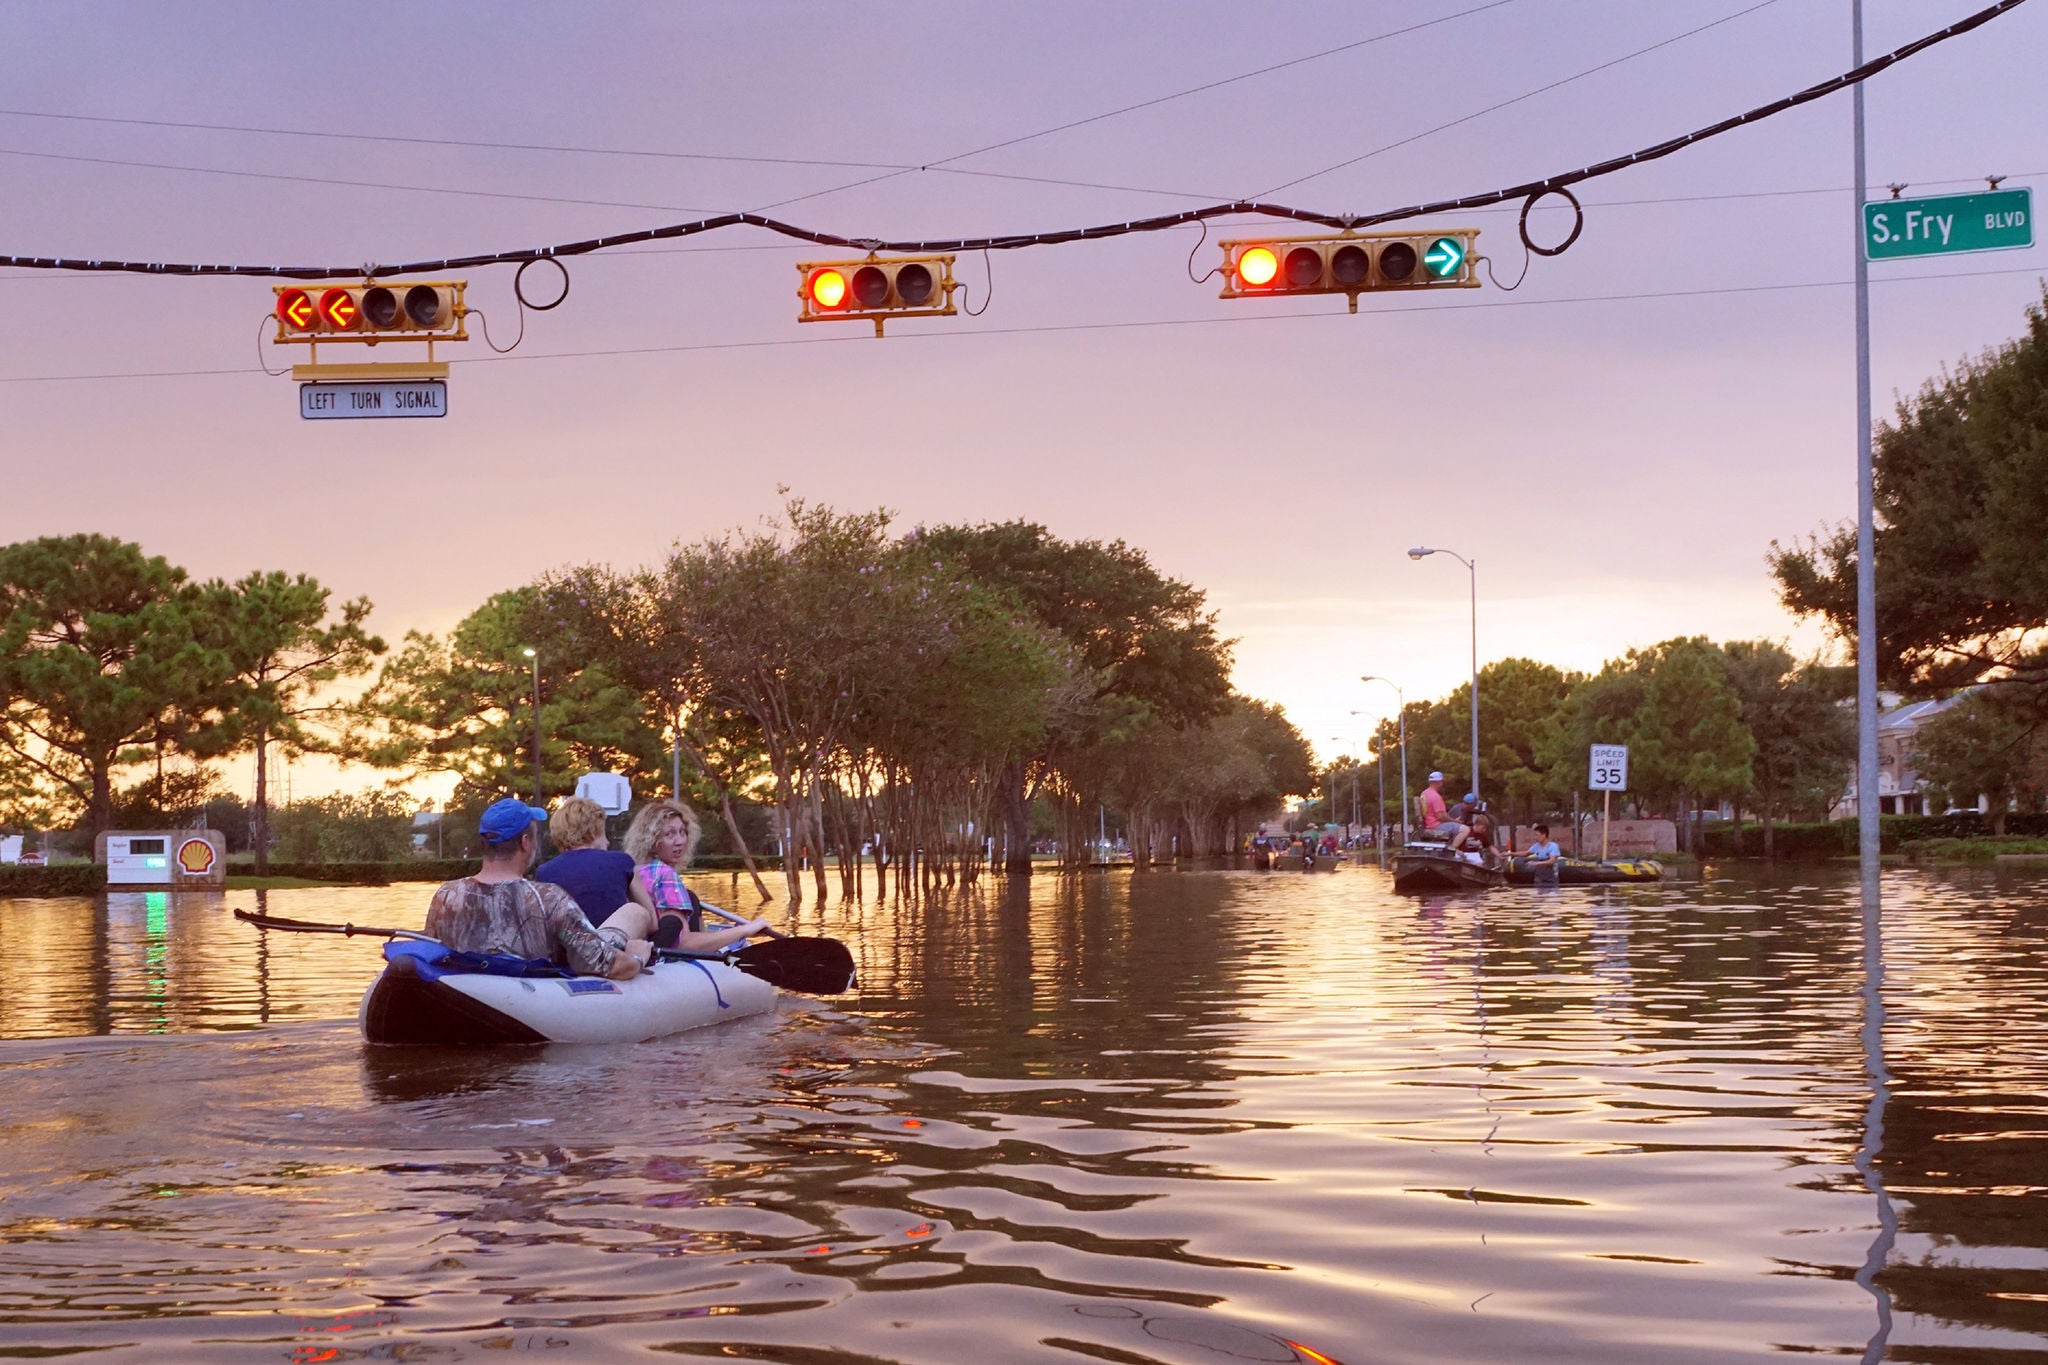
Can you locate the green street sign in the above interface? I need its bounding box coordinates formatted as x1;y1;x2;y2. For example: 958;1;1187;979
1865;188;2032;259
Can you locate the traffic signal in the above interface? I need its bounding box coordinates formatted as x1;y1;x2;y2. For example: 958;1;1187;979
1217;231;1479;311
797;255;956;335
272;280;469;344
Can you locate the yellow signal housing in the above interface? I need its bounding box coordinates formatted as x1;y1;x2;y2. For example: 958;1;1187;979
1217;231;1480;312
272;280;470;352
797;255;957;336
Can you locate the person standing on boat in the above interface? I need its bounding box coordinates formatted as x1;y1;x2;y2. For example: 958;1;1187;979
424;799;653;980
1523;823;1563;888
1418;772;1470;851
621;797;770;954
534;796;658;925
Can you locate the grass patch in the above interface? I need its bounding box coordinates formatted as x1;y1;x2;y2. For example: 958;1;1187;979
1899;836;2048;864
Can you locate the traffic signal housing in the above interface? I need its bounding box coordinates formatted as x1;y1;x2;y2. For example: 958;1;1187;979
798;255;956;336
1217;231;1479;311
272;280;469;345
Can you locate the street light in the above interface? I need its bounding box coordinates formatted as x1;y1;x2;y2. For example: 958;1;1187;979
1359;676;1409;847
1408;546;1479;804
522;647;541;805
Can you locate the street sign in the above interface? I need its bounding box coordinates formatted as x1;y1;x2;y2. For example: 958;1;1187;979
1864;188;2032;260
1589;744;1629;792
300;380;448;420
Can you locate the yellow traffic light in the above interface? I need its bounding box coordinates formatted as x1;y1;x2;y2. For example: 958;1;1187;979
1217;231;1479;311
797;255;956;336
272;280;469;346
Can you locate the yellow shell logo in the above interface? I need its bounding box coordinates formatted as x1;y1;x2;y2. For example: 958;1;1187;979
176;838;216;875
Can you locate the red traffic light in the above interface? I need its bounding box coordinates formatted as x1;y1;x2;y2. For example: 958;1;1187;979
807;268;850;310
1237;246;1279;287
277;289;316;330
317;288;360;330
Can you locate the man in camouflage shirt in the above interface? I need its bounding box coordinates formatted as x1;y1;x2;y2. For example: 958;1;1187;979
424;799;651;980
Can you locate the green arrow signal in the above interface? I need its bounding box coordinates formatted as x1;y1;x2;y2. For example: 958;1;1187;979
1423;237;1465;277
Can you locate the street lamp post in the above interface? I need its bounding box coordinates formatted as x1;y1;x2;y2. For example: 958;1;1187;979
1408;546;1479;802
522;647;541;805
1359;677;1408;846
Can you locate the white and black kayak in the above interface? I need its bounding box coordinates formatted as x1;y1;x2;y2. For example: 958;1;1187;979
359;938;778;1045
234;907;855;1046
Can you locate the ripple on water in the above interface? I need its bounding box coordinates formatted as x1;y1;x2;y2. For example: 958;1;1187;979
3;866;2048;1360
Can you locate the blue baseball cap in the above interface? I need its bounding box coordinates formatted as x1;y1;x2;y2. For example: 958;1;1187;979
479;798;548;845
1463;792;1479;803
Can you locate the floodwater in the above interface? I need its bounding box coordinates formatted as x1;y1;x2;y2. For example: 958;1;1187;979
2;865;2046;1363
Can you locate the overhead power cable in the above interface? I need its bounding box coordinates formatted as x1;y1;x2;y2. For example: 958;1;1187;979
0;0;2028;280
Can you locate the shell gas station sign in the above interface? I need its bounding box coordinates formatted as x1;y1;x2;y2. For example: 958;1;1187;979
97;830;227;889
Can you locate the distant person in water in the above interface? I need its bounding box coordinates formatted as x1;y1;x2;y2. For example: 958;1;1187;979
621;797;770;953
1523;823;1563;887
424;799;649;980
1419;772;1470;851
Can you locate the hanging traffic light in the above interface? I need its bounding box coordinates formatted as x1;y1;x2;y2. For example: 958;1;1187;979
272;280;469;345
1217;231;1479;311
797;255;956;336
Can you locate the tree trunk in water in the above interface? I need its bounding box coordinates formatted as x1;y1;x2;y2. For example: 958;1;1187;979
252;729;270;876
999;759;1032;876
719;793;774;902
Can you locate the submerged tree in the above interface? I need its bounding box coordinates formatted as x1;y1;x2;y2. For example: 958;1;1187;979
192;572;384;874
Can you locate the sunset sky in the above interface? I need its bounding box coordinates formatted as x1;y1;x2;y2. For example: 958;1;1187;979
5;0;2044;800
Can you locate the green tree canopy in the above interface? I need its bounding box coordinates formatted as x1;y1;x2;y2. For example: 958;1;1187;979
0;534;231;834
1772;286;2048;710
1910;687;2045;836
192;571;384;872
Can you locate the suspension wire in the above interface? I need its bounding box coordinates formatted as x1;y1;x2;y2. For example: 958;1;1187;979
0;0;2027;281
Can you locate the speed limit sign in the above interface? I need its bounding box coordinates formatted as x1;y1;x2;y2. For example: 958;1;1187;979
1589;744;1629;792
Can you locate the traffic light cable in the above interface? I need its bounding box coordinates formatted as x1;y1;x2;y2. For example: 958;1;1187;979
959;251;994;318
0;0;2028;281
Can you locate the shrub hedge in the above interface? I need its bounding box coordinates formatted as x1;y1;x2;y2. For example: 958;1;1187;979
1699;812;2048;858
0;864;106;896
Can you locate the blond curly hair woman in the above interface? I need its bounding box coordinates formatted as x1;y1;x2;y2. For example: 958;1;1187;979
621;797;767;953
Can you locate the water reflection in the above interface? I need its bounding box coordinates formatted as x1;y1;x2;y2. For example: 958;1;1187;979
1;866;2045;1359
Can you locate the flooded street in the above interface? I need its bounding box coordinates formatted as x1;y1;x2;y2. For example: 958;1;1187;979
2;864;2045;1362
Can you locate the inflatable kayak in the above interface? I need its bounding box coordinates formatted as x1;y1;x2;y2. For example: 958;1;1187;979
360;939;777;1045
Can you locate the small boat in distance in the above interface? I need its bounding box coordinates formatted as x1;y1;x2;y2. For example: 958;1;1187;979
1504;856;1664;885
1391;843;1505;894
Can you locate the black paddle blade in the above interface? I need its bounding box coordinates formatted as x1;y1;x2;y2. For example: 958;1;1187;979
730;936;856;996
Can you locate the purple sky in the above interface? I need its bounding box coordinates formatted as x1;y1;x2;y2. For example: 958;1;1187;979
4;0;2044;797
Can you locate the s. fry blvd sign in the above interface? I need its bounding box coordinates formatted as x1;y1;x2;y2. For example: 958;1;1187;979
300;380;448;420
1589;744;1629;792
1864;187;2032;260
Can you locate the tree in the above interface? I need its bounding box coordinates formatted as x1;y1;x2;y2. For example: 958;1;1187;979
1718;641;1854;856
193;572;384;874
0;535;231;835
1628;638;1755;848
1910;688;2045;835
356;589;664;808
915;521;1234;875
1772;286;2048;713
1471;658;1578;825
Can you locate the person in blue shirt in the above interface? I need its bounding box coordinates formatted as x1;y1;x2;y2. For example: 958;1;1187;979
534;796;658;924
1524;823;1563;888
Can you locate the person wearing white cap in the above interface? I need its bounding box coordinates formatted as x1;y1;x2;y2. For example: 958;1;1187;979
1418;772;1470;852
